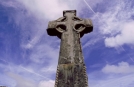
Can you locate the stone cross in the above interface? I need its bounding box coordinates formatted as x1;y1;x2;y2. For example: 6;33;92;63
47;10;93;87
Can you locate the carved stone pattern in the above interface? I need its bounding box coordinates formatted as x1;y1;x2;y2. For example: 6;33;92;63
47;10;93;87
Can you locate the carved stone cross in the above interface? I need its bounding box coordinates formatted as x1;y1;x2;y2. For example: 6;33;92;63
47;10;93;87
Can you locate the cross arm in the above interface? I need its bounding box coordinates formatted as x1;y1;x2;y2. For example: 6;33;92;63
82;19;93;33
47;21;59;36
74;19;93;37
47;18;66;39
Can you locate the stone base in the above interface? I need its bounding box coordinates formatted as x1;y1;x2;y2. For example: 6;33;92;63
55;64;88;87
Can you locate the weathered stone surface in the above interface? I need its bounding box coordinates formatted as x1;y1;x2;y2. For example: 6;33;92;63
47;10;93;87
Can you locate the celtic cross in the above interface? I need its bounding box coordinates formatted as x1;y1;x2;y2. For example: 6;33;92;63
47;10;93;87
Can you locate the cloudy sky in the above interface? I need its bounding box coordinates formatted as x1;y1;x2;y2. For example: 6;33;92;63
0;0;134;87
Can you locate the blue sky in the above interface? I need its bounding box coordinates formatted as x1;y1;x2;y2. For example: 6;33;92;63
0;0;134;87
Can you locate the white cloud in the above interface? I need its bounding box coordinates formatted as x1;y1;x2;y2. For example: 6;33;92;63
105;21;134;47
0;59;54;82
0;73;16;87
94;0;134;47
89;73;134;87
7;72;55;87
17;0;80;20
0;62;55;87
28;43;59;76
7;72;37;87
89;61;134;87
102;61;134;74
0;1;19;8
38;80;54;87
29;44;59;63
84;0;104;8
0;0;64;84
